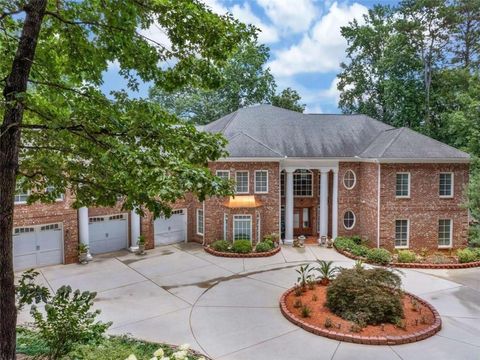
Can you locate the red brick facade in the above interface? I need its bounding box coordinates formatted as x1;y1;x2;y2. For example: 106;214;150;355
13;160;469;267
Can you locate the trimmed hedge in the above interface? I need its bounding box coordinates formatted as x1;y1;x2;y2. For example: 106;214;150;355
366;248;392;265
457;248;478;263
211;240;231;252
256;241;274;253
232;240;253;253
335;237;369;257
397;250;417;263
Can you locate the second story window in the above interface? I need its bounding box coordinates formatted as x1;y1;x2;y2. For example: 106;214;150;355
439;173;453;198
254;170;268;193
293;170;313;196
396;173;410;198
235;171;249;194
14;188;29;204
216;170;230;180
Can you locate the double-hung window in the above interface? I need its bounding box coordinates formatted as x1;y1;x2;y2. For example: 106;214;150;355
14;189;29;204
196;209;204;236
439;173;453;198
233;215;252;241
235;171;249;194
254;170;268;193
396;173;410;198
438;219;452;247
395;220;409;248
293;170;313;196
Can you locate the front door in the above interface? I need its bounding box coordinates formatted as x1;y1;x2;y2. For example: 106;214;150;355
294;207;313;236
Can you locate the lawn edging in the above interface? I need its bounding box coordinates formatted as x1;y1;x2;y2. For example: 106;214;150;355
279;285;441;345
334;244;480;269
204;245;281;258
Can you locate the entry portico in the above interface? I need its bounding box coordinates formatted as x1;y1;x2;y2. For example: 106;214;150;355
281;159;338;245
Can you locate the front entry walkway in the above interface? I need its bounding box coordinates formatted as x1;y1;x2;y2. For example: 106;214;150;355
17;244;480;360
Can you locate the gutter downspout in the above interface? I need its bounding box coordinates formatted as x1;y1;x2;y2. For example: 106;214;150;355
376;161;381;248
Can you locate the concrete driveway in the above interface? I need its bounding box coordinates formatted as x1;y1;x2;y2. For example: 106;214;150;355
17;244;480;360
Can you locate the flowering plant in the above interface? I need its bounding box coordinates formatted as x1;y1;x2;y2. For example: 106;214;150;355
125;344;206;360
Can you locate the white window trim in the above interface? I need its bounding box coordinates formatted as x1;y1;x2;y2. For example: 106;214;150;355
395;172;411;198
343;210;356;230
216;170;230;179
14;189;30;204
254;170;269;194
394;219;410;249
235;171;249;194
223;213;228;241
232;214;252;242
439;172;454;198
196;209;204;236
343;170;357;190
438;218;453;249
294;169;313;198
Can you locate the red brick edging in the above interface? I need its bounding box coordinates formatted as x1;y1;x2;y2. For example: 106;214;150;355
279;286;442;345
334;245;480;269
204;245;281;258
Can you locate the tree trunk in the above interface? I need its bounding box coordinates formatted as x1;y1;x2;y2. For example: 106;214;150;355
0;1;47;359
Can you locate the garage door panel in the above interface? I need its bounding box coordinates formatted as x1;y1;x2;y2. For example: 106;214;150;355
13;224;63;271
89;215;128;254
154;210;187;246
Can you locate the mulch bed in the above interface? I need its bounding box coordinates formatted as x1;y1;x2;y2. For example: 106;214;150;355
280;284;441;345
204;245;281;258
334;245;480;269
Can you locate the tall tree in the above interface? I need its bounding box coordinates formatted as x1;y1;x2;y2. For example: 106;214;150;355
0;1;252;359
271;87;305;113
450;0;480;70
149;41;276;124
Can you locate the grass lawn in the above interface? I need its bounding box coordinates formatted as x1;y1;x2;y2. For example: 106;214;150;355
16;327;207;360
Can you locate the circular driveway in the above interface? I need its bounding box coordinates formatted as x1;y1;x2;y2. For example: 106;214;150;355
19;243;480;360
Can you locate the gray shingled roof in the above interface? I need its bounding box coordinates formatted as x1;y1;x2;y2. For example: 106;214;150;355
202;104;470;160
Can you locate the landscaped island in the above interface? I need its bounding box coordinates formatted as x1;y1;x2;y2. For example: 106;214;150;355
334;236;480;269
280;261;441;345
205;234;280;258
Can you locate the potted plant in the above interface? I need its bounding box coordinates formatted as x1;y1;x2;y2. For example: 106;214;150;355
326;238;334;248
137;235;146;255
78;243;89;264
315;260;338;285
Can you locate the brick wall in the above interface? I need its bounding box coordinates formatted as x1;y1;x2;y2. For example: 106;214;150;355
13;192;79;264
379;163;469;250
202;161;281;245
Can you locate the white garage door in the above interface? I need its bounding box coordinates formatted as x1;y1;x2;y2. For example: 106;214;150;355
89;213;128;254
154;209;187;246
13;223;63;271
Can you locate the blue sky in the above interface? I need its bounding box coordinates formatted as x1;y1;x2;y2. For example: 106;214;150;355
102;0;400;114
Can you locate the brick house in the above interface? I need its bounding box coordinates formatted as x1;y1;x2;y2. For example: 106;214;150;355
12;105;470;270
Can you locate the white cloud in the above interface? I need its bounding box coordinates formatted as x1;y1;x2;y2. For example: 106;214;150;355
268;2;368;77
319;77;341;105
231;3;279;43
256;0;318;33
199;0;279;43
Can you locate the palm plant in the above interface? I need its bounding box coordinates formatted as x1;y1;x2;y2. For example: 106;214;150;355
296;264;314;289
315;260;339;285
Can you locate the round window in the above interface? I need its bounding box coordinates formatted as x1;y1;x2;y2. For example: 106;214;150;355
343;170;356;189
343;211;356;230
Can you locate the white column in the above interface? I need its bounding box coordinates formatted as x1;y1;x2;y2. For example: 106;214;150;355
130;209;141;247
332;169;339;240
78;207;92;260
284;168;295;245
319;169;329;239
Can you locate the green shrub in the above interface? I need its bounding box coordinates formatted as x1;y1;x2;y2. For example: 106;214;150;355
350;245;369;257
468;225;480;247
232;240;253;253
334;237;357;250
366;248;392;265
351;235;363;245
397;250;417;263
256;241;274;253
326;267;404;325
263;239;274;248
211;240;231;252
457;248;478;263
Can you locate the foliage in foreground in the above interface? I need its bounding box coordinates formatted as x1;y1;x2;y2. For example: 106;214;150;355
210;239;275;253
326;266;404;326
17;330;205;360
16;271;109;359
